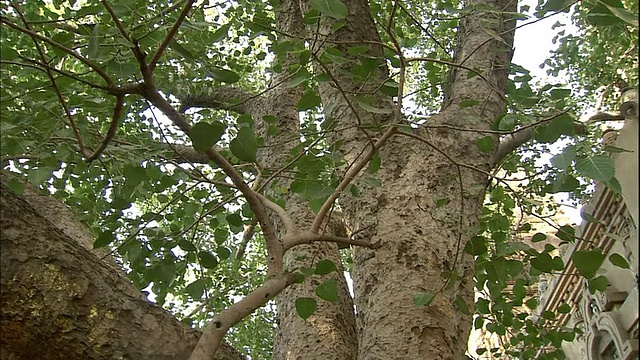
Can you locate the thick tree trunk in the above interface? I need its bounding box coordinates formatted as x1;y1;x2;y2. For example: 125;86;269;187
251;2;359;358
0;175;243;360
303;0;516;358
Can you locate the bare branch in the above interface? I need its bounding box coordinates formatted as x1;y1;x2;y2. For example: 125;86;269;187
492;120;587;165
188;274;297;360
179;87;266;115
86;94;125;162
283;231;381;250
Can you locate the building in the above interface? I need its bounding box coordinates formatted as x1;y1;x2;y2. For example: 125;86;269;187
536;87;638;359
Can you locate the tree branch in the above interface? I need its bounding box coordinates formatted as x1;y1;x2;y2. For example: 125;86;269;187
188;274;297;360
149;0;195;72
492;120;587;165
283;231;381;250
140;84;282;276
255;192;298;235
86;93;125;162
311;126;396;233
0;15;113;86
0;175;246;360
178;87;267;115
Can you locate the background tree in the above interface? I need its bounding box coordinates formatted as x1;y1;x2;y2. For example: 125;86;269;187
0;0;636;360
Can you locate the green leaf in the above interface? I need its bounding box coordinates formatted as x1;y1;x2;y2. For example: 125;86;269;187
460;99;481;108
226;213;243;227
558;303;571;314
413;292;436;307
315;279;339;302
178;239;197;252
309;0;348;19
435;198;449;207
190;121;226;152
534;114;576;143
608;253;630;269
588;275;609;294
198;251;219;269
216;247;231;260
551;146;576;170
297;90;321;110
476;298;490;314
362;177;382;187
314;260;337;275
288;67;311;88
531;252;555;273
207;67;241;84
211;23;231;42
6;179;24;195
581;212;601;223
354;97;393;114
531;233;547;243
604;177;622;193
88;24;100;59
230;127;258;162
476;136;494;154
455;295;470;314
573;249;605;278
547;0;574;11
550;88;571;99
94;231;114;248
465;236;488;255
575;155;615;181
604;145;633;153
367;153;381;173
185;278;207;299
601;3;638;26
295;297;317;320
556;225;575;242
498;114;517;131
169;40;196;60
380;80;399;96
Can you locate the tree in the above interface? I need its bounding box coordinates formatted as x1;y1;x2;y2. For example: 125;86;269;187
0;0;636;359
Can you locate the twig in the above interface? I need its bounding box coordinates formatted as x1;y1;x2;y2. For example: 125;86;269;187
149;0;195;71
311;126;396;232
235;218;258;260
86;93;125;162
0;16;113;86
9;2;91;158
101;0;132;42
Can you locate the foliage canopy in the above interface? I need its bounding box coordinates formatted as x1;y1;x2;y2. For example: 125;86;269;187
1;0;636;358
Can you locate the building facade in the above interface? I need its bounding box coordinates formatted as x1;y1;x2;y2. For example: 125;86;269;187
536;87;638;359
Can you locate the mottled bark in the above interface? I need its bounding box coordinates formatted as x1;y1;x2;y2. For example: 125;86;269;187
0;175;244;360
303;0;517;358
263;2;358;358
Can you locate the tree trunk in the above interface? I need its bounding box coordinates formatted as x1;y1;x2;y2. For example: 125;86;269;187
253;2;359;358
302;0;515;358
0;175;243;360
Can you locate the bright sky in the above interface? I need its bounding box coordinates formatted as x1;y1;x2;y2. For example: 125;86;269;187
512;0;577;80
